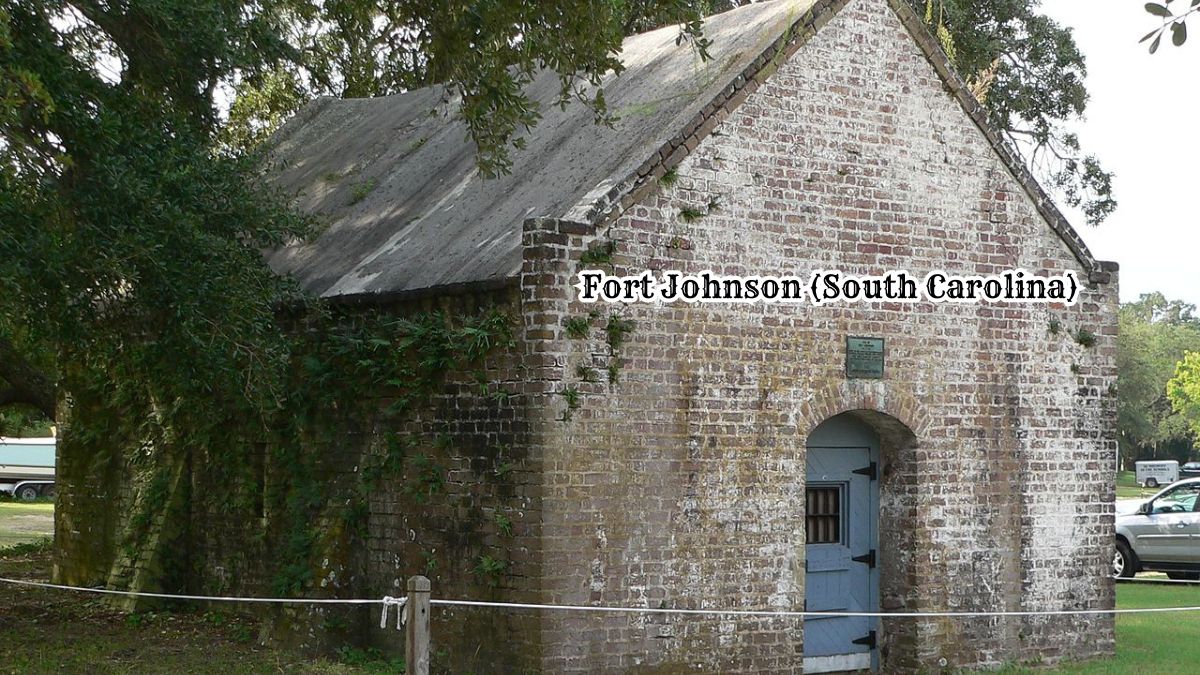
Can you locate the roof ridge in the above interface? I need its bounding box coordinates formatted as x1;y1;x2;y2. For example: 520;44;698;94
572;0;1109;283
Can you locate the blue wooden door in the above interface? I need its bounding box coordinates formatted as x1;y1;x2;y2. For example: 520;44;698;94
805;415;879;673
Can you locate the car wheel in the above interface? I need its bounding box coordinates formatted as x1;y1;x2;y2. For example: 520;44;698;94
1167;572;1200;581
1114;540;1137;578
15;485;40;502
1146;478;1159;488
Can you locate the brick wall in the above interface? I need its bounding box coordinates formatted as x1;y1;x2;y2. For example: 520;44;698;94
53;391;138;588
179;286;547;672
529;0;1118;671
56;285;549;673
356;285;544;673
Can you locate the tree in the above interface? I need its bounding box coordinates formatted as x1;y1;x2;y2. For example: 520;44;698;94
1120;293;1200;465
0;407;53;437
906;0;1115;225
221;0;710;173
1;0;315;442
1170;352;1200;440
0;0;712;436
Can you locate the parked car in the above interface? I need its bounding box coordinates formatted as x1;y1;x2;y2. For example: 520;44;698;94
1115;477;1200;580
1181;462;1200;479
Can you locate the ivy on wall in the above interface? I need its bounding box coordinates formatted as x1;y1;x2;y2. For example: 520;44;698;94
267;306;518;596
88;302;519;604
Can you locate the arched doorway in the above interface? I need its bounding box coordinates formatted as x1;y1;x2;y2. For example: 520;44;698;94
804;412;881;674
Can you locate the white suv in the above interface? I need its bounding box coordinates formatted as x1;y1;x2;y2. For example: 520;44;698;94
1115;477;1200;580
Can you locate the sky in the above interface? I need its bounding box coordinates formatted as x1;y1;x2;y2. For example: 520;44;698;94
1036;1;1200;307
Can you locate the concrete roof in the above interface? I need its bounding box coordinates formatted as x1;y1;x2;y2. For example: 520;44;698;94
265;0;817;298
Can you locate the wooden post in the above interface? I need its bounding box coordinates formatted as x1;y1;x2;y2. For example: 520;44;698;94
405;575;430;675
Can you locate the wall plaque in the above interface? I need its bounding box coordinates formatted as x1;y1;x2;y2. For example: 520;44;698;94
846;337;885;379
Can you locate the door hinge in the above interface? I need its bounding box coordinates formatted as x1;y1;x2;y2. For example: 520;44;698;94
852;550;877;569
853;462;878;481
852;630;877;650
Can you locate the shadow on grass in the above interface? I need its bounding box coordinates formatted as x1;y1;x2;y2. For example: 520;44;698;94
0;548;406;674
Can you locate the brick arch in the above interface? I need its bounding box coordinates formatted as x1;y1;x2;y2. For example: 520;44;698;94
799;379;929;445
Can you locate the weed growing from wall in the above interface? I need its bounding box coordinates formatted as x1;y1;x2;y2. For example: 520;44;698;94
580;240;616;267
560;237;639;422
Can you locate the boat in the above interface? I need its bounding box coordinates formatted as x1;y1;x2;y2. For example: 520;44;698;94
0;437;56;500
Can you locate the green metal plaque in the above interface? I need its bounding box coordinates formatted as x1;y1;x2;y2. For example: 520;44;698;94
846;337;884;379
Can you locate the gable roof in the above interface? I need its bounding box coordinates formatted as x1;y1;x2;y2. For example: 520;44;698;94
265;0;1110;301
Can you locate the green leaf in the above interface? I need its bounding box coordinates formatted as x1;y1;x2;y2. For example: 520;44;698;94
1151;34;1164;52
1147;3;1173;16
1173;21;1188;45
1141;28;1162;43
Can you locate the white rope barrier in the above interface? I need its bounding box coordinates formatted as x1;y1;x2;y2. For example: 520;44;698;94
0;577;384;604
428;597;1200;618
4;575;1200;618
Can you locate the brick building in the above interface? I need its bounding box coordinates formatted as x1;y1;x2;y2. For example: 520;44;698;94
56;0;1119;672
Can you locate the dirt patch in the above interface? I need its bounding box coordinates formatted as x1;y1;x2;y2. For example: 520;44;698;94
0;502;55;548
5;514;53;534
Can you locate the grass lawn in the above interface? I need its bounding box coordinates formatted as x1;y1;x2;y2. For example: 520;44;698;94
0;500;54;549
1004;582;1200;674
1115;470;1157;500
